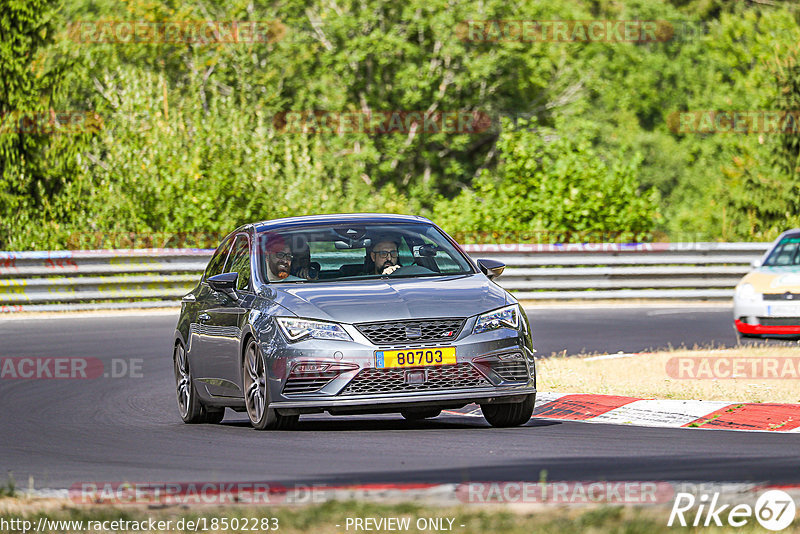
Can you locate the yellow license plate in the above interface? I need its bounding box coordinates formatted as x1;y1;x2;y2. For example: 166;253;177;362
375;347;456;368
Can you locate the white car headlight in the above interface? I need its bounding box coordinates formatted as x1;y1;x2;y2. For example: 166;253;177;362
276;317;352;342
474;304;520;334
736;283;758;301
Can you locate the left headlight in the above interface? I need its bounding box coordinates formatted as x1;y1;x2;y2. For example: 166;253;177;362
473;304;520;334
276;317;353;342
736;283;758;301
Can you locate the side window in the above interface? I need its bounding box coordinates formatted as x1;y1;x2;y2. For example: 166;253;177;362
225;235;252;291
204;236;234;280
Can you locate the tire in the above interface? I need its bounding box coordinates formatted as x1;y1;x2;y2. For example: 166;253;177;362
401;408;442;420
174;342;224;424
243;339;299;430
481;394;535;427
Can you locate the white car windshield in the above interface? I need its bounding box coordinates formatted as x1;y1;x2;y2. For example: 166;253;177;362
763;236;800;267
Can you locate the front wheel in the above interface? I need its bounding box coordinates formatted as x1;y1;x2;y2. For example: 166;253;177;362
481;394;535;427
243;340;299;430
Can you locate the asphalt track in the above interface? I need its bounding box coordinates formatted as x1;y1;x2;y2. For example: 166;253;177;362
0;306;798;491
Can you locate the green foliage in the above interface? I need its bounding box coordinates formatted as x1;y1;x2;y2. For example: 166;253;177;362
2;0;800;249
0;0;90;247
0;474;15;497
435;118;658;242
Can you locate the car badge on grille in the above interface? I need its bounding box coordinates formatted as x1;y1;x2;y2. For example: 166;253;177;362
443;330;454;337
786;292;794;300
405;326;423;339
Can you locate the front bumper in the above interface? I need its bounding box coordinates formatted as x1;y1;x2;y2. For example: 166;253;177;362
272;388;535;415
260;319;536;414
734;319;800;336
733;297;800;336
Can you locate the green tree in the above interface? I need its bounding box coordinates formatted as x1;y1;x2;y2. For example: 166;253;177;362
0;0;86;247
434;118;658;243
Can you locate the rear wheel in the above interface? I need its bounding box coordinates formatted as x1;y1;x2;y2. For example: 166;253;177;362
481;394;535;427
401;408;442;420
243;340;299;430
174;343;224;424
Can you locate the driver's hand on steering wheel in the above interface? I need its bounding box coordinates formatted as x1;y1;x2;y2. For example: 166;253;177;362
381;264;402;275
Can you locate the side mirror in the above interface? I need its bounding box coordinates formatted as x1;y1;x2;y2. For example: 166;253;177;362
207;272;239;299
750;259;761;269
477;258;505;280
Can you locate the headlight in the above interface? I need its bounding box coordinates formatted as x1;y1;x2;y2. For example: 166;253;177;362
736;283;758;301
473;304;520;334
276;317;352;342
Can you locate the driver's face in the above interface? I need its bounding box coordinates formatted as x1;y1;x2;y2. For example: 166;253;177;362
267;245;293;278
371;241;398;274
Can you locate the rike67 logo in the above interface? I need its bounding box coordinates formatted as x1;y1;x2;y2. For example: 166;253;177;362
669;490;796;531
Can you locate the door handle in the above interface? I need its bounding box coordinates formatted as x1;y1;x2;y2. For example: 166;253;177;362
198;313;211;323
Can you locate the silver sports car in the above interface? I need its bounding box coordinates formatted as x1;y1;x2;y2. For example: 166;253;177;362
173;213;536;429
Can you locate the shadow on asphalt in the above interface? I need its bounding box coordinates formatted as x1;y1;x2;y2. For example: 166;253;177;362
217;414;562;431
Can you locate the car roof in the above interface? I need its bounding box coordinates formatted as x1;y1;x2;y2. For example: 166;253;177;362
777;228;800;240
252;213;433;233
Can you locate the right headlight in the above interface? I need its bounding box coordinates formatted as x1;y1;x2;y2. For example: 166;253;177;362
473;304;520;334
276;317;352;342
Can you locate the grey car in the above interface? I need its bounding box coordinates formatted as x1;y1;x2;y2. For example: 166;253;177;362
173;213;536;429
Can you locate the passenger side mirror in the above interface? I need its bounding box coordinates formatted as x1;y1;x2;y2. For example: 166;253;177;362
750;259;761;269
477;259;505;280
207;272;239;299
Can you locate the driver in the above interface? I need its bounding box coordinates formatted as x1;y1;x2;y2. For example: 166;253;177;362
370;238;402;275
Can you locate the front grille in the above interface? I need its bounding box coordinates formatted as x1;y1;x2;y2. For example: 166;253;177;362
355;318;465;345
282;370;340;395
490;361;530;382
340;363;489;395
763;293;800;301
758;317;800;326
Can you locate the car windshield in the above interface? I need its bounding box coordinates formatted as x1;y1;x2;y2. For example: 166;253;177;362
763;236;800;267
256;223;474;283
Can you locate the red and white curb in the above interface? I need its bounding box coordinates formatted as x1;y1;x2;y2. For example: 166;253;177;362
444;392;800;432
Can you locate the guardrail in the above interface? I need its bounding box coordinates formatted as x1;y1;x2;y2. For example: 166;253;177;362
0;243;769;312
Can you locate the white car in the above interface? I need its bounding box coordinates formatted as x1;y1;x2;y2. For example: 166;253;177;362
734;229;800;337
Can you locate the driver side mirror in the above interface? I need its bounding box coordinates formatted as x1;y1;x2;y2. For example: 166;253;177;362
750;259;761;269
207;272;239;300
477;259;505;280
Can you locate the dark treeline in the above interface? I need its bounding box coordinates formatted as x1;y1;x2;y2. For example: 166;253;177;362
1;0;799;249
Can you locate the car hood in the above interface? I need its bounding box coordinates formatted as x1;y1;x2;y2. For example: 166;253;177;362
271;274;510;323
741;267;800;293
